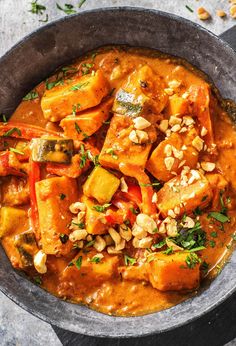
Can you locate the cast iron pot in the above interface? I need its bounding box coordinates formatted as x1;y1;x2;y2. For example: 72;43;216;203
0;7;236;338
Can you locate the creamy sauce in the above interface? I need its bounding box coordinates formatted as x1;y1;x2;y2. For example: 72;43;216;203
1;46;236;316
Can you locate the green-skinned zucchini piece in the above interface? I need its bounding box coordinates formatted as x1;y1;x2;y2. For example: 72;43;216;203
14;231;38;267
31;138;74;163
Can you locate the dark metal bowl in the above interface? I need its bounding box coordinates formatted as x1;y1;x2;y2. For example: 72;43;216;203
0;7;236;338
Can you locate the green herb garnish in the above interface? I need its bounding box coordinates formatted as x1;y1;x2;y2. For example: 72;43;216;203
185;253;201;269
3;127;22;137
209;240;216;248
185;5;194;13
29;0;46;15
56;3;77;15
1;114;7;123
45;79;64;90
105;148;118;160
85;240;95;248
129;207;139;215
210;231;218;238
39;14;48;22
90;256;102;264
34;276;42;285
75;256;82;270
72;221;85;229
124;255;136;266
79;144;87;168
59;193;66;200
153;239;166;249
78;0;86;8
208;212;230;223
163;247;173;255
93;204;111;213
70;81;89;91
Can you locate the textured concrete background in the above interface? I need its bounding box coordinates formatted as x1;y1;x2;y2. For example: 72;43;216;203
0;0;235;345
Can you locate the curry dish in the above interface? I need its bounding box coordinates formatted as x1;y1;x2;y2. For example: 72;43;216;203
0;46;236;316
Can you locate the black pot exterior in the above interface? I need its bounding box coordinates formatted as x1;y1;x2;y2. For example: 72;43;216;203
0;7;236;338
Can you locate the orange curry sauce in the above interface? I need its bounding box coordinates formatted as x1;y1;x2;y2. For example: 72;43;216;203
0;46;236;316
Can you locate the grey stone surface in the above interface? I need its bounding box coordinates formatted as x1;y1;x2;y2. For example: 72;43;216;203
0;1;235;345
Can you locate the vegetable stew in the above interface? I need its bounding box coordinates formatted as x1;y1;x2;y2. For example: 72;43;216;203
1;46;236;316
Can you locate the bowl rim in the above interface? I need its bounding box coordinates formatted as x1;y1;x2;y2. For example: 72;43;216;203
0;6;236;338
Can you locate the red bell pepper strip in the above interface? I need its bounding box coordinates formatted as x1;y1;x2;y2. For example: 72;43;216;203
29;159;41;239
188;85;214;147
0;122;62;140
0;151;26;177
119;163;157;215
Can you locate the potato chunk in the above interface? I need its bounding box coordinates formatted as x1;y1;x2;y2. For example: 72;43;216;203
82;196;108;235
166;94;189;116
0;207;27;238
60;98;113;140
35;176;79;255
147;128;199;182
148;252;200;291
83;166;120;204
2;177;29;206
41;70;110;122
99;114;154;170
59;252;119;297
113;65;168;117
156;170;213;217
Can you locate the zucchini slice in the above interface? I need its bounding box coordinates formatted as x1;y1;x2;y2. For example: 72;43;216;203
14;231;38;268
31;138;74;163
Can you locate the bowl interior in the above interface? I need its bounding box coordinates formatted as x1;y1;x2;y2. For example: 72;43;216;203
0;7;236;337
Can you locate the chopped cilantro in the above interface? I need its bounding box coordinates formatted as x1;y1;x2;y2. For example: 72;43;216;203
185;253;201;269
124;255;136;266
75;256;82;270
185;5;194;13
3;127;22;137
1;114;7;123
78;0;86;8
153;239;166;249
59;193;66;200
56;3;77;15
70;81;89;91
23;91;39;101
209;240;216;248
208;212;230;223
85;240;95;248
72;221;85;229
45;79;64;90
93;204;111;213
163;247;173;255
210;231;218;238
90;256;102;264
201;261;209;275
130;207;139;215
79;144;87;168
105;148;118;160
29;0;46;15
34;276;42;285
172;221;206;250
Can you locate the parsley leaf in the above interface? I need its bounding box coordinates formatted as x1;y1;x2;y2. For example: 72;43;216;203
208;212;230;223
93;204;111;212
3;127;22;137
153;239;166;249
29;0;46;15
78;0;86;8
70;81;89;91
124;255;136;266
75;256;82;270
23;91;39;101
59;193;66;200
90;256;102;264
56;3;77;15
185;253;201;269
